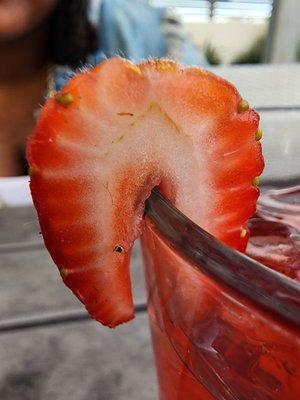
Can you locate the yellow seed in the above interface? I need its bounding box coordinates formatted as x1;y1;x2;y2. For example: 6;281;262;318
28;167;36;177
114;245;124;253
240;229;247;238
255;129;263;141
60;268;68;280
153;60;178;73
116;135;125;142
252;176;260;186
127;63;142;75
238;99;249;113
55;92;74;107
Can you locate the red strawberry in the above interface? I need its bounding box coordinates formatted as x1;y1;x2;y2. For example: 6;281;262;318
27;58;264;327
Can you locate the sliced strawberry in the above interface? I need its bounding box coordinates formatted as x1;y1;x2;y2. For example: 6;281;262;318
27;58;264;327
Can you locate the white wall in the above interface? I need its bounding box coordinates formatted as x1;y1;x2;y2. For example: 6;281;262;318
185;20;268;64
267;0;300;62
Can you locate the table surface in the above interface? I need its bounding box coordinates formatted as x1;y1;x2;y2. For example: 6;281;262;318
0;64;299;400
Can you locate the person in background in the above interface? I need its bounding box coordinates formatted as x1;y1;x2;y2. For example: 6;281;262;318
0;0;205;179
54;0;208;97
99;0;207;67
0;0;97;177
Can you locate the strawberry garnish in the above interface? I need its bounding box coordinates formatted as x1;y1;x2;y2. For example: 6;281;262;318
27;58;264;327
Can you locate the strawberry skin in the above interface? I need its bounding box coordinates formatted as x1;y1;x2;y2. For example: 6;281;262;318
27;58;264;327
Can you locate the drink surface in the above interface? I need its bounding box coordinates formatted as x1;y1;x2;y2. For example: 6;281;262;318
248;186;300;280
141;186;300;400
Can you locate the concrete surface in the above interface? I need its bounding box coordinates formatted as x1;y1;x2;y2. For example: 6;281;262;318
0;206;154;400
0;316;156;400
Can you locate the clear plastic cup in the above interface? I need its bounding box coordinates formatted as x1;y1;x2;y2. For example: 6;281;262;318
141;188;300;400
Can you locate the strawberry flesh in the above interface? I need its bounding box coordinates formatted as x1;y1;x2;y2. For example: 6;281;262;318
27;58;264;327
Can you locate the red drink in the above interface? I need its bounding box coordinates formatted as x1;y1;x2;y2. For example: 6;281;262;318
141;188;300;400
257;186;300;231
247;186;300;279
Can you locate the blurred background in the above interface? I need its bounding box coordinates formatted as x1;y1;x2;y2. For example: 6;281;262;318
0;0;299;184
151;0;299;65
0;1;299;399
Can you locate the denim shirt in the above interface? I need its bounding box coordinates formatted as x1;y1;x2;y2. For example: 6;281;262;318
53;0;207;91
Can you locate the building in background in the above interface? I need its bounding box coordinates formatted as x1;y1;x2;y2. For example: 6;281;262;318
150;1;300;64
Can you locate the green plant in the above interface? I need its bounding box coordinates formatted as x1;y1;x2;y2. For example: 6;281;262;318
296;42;300;61
204;43;222;65
232;34;266;64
